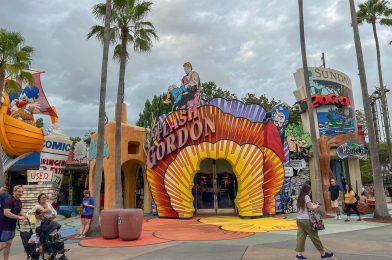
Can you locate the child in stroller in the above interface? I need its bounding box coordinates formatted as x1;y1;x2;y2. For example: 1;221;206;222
27;226;43;256
19;218;69;260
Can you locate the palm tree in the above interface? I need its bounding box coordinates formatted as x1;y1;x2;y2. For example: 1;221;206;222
349;0;390;218
0;29;34;187
357;0;392;165
86;0;112;237
88;0;158;208
297;0;325;214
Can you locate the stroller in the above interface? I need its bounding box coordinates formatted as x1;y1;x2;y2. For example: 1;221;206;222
19;218;69;260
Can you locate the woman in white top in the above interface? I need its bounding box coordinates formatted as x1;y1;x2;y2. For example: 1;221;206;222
295;184;334;260
31;193;57;227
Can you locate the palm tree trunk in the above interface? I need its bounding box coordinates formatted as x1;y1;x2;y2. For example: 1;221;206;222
87;0;112;237
298;0;325;214
0;70;6;187
349;0;390;218
114;29;127;208
372;21;392;165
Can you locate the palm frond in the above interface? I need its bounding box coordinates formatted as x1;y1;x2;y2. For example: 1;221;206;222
19;70;35;86
14;50;33;64
5;79;21;94
134;1;153;20
21;46;34;54
95;0;158;59
380;18;392;25
113;0;129;8
113;43;129;61
136;28;158;42
133;37;152;53
87;25;118;43
5;64;20;75
92;3;107;22
137;21;155;30
87;25;106;41
357;0;392;24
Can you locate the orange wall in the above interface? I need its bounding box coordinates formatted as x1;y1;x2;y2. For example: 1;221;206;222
88;104;149;211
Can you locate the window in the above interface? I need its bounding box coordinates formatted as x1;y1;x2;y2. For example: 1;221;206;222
128;142;140;154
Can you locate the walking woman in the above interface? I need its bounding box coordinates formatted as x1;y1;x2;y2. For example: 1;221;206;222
76;190;95;238
344;184;362;222
295;184;334;260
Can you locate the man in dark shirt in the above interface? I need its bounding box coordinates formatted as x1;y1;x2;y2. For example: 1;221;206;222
328;179;342;220
0;185;27;260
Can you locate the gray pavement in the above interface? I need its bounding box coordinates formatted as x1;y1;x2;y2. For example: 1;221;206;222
8;217;392;260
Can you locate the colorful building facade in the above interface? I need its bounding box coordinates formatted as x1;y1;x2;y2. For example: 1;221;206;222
293;67;364;212
146;99;287;218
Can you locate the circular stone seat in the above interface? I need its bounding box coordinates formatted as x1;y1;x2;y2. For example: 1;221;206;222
118;208;143;241
100;209;122;239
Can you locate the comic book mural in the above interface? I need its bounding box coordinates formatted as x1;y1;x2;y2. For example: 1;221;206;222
274;122;312;214
146;62;288;218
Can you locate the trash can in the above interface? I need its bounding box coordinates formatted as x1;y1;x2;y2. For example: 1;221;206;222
101;209;122;239
118;209;143;241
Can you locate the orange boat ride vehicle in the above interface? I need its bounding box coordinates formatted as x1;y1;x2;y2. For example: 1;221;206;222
0;91;44;156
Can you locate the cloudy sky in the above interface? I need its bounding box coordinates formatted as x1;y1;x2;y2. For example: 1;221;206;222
1;0;391;137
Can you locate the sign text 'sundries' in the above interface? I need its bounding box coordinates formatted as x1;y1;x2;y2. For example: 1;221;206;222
147;107;216;168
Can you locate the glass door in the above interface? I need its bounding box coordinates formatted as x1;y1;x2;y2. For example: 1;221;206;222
193;160;237;215
216;173;237;214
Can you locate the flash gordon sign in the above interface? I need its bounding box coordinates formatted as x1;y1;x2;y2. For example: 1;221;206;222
147;107;216;168
297;94;350;113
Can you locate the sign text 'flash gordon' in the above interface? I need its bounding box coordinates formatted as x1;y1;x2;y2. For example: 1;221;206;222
148;107;216;168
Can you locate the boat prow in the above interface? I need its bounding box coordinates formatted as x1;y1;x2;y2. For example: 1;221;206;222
0;92;44;156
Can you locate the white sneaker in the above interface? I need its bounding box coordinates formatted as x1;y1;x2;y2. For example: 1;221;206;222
337;215;342;220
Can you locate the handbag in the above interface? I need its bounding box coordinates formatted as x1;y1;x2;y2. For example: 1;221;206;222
309;210;325;231
354;192;361;202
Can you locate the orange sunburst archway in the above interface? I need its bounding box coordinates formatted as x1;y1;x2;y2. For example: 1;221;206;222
146;100;286;219
164;141;266;218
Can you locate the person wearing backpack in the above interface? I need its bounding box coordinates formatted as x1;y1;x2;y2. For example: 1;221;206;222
295;184;334;260
76;190;95;238
344;184;362;222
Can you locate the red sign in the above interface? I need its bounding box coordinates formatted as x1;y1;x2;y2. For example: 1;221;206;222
298;94;350;113
27;170;53;183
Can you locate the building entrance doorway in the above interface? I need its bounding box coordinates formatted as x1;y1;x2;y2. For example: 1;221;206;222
193;159;237;215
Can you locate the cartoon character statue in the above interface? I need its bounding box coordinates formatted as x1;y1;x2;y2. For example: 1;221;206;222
9;86;41;125
163;62;201;111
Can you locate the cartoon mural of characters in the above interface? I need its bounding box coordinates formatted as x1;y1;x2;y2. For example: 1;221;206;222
285;123;312;159
163;62;201;111
9;86;41;125
270;103;290;143
317;106;355;137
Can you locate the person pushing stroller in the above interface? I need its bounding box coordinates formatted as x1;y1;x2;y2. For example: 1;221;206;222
20;211;69;259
